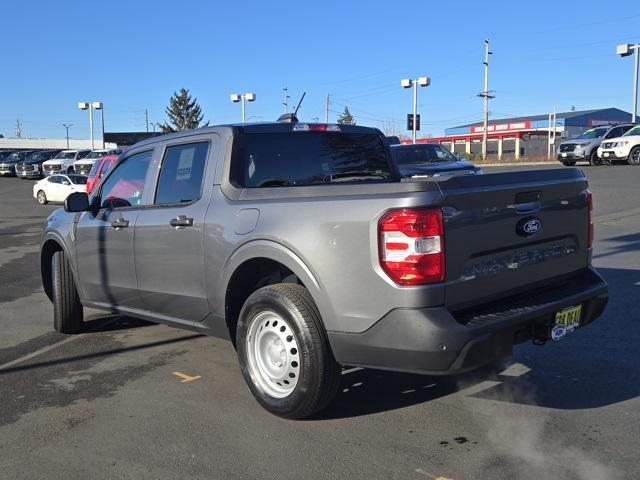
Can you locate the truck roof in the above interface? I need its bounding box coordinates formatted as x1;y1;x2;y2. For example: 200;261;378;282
131;122;383;149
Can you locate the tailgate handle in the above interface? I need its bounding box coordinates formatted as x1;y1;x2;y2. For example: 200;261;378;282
515;191;541;213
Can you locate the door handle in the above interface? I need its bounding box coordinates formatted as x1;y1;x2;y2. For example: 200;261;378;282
169;215;194;228
111;218;129;229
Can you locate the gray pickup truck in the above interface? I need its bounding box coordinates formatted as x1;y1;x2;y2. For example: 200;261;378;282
40;122;608;419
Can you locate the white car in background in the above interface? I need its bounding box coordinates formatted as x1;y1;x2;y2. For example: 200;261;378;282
597;124;640;165
42;149;90;176
33;174;87;205
73;148;122;175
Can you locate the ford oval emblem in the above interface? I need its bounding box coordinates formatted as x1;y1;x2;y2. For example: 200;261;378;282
517;217;542;237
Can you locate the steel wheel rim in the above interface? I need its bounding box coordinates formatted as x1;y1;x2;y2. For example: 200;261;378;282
246;311;301;398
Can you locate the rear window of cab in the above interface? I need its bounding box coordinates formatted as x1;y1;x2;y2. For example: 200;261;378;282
230;131;393;188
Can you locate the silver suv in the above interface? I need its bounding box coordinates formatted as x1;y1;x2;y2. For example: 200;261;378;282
557;124;634;166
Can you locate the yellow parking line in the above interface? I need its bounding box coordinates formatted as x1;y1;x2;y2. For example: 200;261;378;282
172;371;201;383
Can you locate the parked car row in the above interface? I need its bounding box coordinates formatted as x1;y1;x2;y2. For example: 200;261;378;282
0;148;121;205
0;148;121;179
557;123;639;166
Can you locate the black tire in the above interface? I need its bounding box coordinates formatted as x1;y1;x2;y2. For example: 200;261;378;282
562;161;576;166
67;166;74;174
52;250;83;334
628;146;640;165
589;149;602;166
236;283;341;419
36;190;47;205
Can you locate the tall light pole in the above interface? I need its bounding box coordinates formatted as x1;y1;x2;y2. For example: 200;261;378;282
62;123;72;149
78;102;93;149
617;43;639;123
92;102;105;148
401;76;430;143
230;93;256;122
478;39;495;160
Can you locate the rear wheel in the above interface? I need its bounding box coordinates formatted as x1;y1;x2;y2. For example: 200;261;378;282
51;250;83;334
562;161;576;166
36;190;47;204
236;284;341;419
628;146;640;165
589;149;602;166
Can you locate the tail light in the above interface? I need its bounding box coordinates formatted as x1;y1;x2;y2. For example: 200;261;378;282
378;208;444;285
586;189;593;248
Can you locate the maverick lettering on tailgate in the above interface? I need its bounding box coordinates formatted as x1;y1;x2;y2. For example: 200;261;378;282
462;242;577;280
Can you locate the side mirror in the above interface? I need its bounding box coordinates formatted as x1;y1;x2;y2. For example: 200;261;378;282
64;192;90;212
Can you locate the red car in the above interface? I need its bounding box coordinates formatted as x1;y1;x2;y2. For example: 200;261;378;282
86;154;118;194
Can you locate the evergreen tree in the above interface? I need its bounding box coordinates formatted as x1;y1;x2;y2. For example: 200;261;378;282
159;88;208;133
336;106;356;125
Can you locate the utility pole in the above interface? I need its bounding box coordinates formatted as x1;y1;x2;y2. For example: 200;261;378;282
15;119;22;138
62;123;72;148
478;39;494;160
282;87;290;113
325;93;330;123
145;109;149;132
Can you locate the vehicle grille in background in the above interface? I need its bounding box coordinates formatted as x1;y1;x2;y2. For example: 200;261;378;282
16;164;35;174
43;164;62;175
560;144;575;152
74;164;92;175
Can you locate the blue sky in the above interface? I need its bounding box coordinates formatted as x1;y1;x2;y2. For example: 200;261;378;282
1;0;640;140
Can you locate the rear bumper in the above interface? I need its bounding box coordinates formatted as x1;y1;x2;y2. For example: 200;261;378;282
328;267;608;375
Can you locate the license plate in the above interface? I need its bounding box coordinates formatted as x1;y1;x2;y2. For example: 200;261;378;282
555;305;582;330
561;152;567;157
603;152;610;157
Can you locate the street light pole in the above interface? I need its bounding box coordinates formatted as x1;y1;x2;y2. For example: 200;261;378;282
412;79;418;144
230;93;256;122
92;102;105;149
62;123;72;149
634;45;639;123
617;43;640;123
401;77;430;144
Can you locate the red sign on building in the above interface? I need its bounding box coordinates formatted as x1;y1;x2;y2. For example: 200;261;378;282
471;121;531;133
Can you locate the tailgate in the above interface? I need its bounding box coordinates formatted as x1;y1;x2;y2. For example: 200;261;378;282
437;168;590;310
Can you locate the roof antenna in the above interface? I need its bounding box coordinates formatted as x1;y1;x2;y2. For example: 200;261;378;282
277;92;306;123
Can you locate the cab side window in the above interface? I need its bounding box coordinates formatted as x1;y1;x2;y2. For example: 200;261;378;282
99;150;152;209
154;142;209;205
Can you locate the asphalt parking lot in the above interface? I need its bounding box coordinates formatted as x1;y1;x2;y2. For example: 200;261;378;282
1;165;639;480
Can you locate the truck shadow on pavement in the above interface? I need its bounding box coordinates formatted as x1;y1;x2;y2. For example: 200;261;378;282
318;266;640;419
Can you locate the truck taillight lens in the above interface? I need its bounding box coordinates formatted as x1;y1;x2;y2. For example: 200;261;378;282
378;208;444;285
586;189;593;248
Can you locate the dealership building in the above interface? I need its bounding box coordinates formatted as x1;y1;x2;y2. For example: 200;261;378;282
415;107;633;159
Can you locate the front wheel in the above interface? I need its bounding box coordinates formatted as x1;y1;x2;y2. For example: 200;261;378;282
236;284;341;419
628;146;640;165
51;250;84;334
36;190;47;204
589;149;602;166
562;161;576;166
